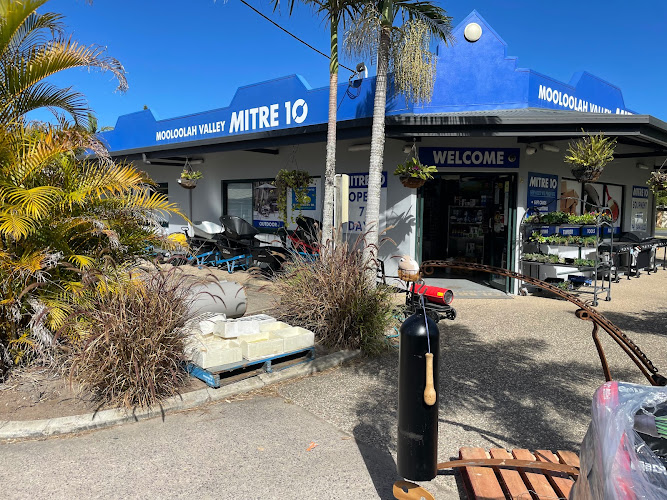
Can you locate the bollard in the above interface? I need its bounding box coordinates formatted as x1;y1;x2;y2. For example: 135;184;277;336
397;310;440;481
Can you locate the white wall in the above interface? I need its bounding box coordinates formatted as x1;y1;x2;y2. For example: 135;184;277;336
135;135;657;293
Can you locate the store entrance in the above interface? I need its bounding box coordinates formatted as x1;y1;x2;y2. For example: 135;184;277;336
420;173;517;292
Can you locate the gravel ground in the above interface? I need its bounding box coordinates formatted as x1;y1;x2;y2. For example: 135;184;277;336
277;265;667;499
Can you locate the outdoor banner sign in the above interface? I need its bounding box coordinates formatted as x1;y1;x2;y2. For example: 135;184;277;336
631;185;650;232
418;147;520;169
252;178;321;230
527;172;559;213
344;172;387;233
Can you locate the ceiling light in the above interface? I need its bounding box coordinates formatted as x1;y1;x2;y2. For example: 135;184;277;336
540;143;560;153
348;144;371;152
637;163;650;170
525;146;537;155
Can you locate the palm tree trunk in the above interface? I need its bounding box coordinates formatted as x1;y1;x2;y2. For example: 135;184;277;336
363;25;391;283
321;70;337;247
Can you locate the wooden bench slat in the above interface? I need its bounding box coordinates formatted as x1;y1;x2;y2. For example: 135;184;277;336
460;447;506;500
556;450;580;469
489;449;531;500
535;450;575;499
512;449;560;500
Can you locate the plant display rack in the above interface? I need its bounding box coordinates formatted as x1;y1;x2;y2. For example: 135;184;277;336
519;209;614;305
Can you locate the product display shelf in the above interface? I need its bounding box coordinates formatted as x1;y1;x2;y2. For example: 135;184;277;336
448;205;486;264
519;213;614;305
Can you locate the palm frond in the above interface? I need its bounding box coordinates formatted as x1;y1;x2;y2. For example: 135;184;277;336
4;185;60;219
392;0;454;43
0;211;37;239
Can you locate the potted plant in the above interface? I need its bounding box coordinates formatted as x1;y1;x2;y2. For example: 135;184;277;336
648;170;667;193
564;131;617;183
275;169;311;223
394;157;438;188
178;168;203;189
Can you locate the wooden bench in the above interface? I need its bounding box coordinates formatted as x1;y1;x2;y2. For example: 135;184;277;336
393;447;580;500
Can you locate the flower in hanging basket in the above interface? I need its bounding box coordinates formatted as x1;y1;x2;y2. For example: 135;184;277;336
648;171;667;193
178;169;202;189
564;131;616;183
394;157;438;188
180;169;203;181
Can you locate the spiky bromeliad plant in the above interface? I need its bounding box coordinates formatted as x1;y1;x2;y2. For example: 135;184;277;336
564;131;617;183
0;123;184;374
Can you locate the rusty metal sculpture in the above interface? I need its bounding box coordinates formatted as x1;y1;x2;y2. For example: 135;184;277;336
421;260;667;386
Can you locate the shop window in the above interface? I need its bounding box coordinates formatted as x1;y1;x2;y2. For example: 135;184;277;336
223;181;253;222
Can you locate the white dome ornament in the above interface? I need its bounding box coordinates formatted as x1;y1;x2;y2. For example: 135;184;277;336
397;255;420;283
464;22;483;43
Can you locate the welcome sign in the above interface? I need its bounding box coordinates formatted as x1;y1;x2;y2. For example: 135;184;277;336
419;147;520;168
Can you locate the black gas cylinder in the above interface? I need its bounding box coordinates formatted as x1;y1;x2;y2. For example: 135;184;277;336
397;310;440;481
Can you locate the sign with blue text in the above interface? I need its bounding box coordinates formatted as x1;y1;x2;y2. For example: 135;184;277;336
631;185;650;232
419;147;520;169
527;172;559;213
344;172;388;233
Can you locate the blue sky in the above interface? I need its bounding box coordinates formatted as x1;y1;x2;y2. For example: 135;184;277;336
42;0;667;127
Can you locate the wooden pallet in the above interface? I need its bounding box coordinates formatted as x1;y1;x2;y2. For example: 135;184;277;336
186;347;315;388
458;447;580;500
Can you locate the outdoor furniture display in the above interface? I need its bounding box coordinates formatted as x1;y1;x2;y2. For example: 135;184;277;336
166;221;253;272
599;231;667;280
278;215;320;258
219;215;287;271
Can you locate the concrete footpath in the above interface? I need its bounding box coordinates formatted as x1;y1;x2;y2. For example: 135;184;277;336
2;264;667;499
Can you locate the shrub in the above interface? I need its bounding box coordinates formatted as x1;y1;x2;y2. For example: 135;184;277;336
66;267;205;408
271;237;394;355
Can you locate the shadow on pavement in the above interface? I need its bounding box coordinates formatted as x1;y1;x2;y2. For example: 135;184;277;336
353;423;400;499
350;321;636;458
602;308;667;338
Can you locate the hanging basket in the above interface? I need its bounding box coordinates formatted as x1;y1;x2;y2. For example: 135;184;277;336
178;178;197;189
400;176;426;189
570;166;603;183
648;171;667;193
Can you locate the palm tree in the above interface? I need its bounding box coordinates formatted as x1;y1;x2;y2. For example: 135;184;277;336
271;0;360;247
345;1;453;281
0;0;127;127
0;121;184;367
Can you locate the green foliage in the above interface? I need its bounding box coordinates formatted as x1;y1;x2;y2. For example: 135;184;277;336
180;169;203;181
526;211;611;225
523;253;564;264
0;123;185;374
275;169;311;223
66;267;198;408
528;232;597;247
394;157;438;180
574;258;596;267
564;131;617;177
272;236;394;355
0;0;127;126
648;171;667;194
